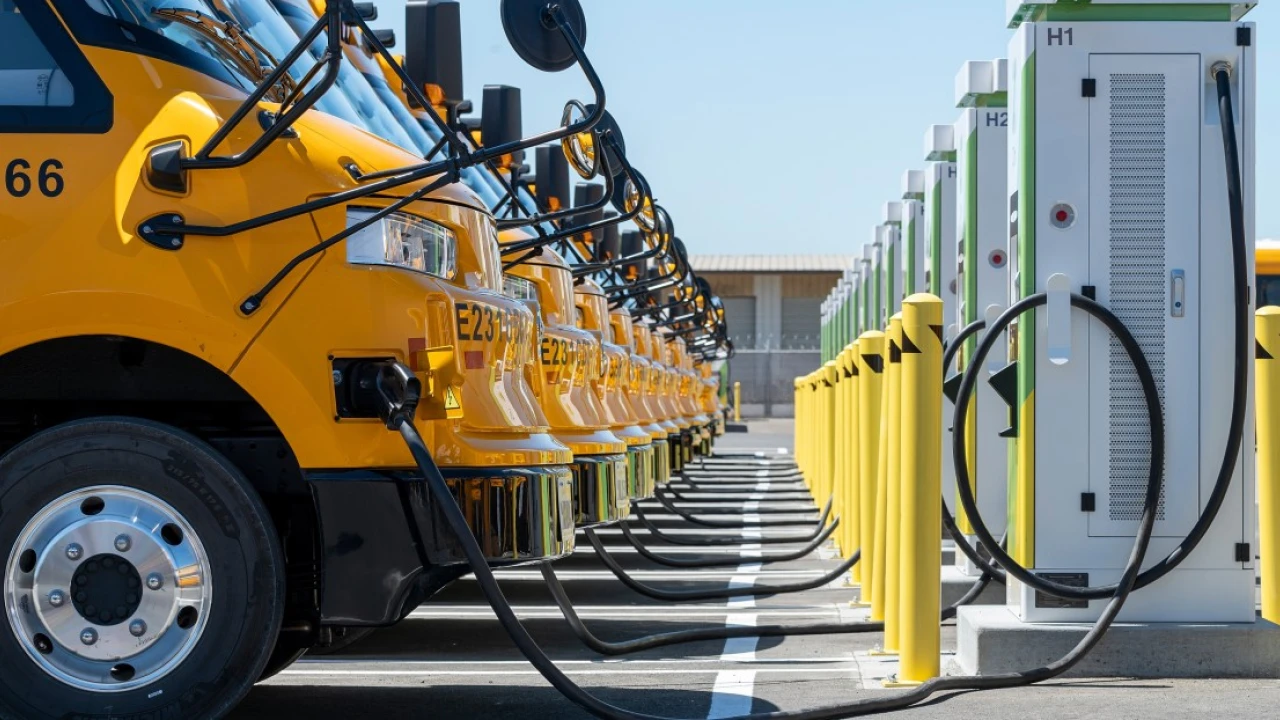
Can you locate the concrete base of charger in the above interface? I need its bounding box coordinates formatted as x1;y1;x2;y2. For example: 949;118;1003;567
954;605;1280;678
941;565;1003;607
846;565;1004;607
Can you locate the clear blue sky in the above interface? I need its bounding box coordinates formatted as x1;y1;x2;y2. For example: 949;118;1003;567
371;1;1278;255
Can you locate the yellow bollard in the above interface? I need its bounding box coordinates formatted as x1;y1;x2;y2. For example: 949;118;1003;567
807;374;815;477
793;378;802;472
816;371;824;494
808;375;821;491
811;373;821;494
795;377;806;475
734;382;742;423
799;375;811;486
854;332;884;605
870;327;890;620
805;375;812;474
801;376;809;473
806;373;815;477
878;314;904;654
843;344;862;575
822;362;838;503
832;352;847;556
894;294;944;685
1258;307;1280;623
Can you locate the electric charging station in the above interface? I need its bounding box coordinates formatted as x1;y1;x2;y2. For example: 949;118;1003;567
839;267;859;343
901;171;927;298
821;298;831;360
881;202;904;326
924;123;959;549
953;58;1010;577
860;243;875;334
868;232;884;331
924;125;959;339
998;0;1257;623
849;267;863;339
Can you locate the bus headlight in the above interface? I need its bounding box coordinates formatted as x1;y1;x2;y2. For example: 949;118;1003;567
346;208;457;280
503;274;539;302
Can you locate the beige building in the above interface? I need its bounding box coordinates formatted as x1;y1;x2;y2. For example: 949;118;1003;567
691;255;853;417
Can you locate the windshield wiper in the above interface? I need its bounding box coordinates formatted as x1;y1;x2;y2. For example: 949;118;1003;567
151;7;297;103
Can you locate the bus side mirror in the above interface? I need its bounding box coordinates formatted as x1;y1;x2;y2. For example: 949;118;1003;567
481;85;525;168
501;0;588;72
405;0;464;109
573;182;607;225
587;105;627;179
535;146;570;212
597;214;621;263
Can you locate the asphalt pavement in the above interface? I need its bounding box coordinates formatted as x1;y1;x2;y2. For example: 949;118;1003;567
235;420;1280;719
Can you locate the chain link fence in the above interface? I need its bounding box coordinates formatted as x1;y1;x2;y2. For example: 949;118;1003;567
726;332;822;352
726;349;819;418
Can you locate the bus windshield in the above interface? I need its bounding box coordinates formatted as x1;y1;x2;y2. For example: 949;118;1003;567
1259;241;1280;308
462;165;502;209
269;0;420;153
1260;275;1280;309
400;91;510;212
85;0;261;92
360;64;438;156
212;0;363;128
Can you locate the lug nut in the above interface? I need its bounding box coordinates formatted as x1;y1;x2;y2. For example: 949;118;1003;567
129;620;147;638
48;590;66;607
146;573;163;591
80;628;98;646
66;543;83;561
114;534;132;552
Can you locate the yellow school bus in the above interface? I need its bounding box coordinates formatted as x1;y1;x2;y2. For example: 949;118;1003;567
1258;238;1280;307
0;0;614;715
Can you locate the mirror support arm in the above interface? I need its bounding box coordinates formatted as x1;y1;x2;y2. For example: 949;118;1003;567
467;4;607;165
605;259;686;299
495;139;620;230
183;7;340;171
497;150;646;256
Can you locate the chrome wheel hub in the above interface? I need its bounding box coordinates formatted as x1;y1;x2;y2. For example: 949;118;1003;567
5;486;212;692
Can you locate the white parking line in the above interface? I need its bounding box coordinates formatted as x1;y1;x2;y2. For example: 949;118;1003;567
295;657;860;667
709;493;768;717
278;667;854;679
407;606;838;620
725;575;757;609
486;570;827;581
706;671;756;718
719;613;757;662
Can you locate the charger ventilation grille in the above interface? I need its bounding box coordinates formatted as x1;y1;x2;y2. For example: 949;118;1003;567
1106;73;1168;523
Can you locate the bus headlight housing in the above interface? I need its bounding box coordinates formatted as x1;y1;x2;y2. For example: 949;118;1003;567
346;208;457;280
503;274;539;302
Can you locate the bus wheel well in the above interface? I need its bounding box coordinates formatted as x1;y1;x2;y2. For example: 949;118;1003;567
0;335;321;629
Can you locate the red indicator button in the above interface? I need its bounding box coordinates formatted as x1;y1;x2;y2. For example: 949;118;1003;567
1049;203;1076;229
